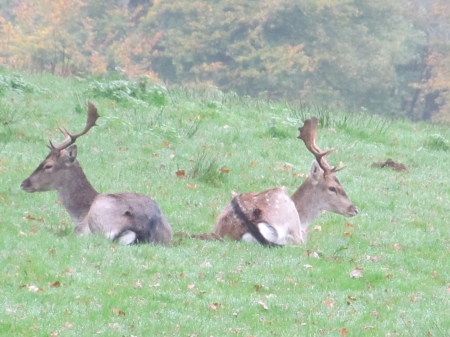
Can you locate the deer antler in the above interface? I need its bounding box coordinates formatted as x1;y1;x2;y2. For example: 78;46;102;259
298;116;344;175
48;102;100;152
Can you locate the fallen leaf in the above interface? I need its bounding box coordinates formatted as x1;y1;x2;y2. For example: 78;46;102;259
251;161;258;167
162;140;170;147
325;298;334;308
112;307;126;316
258;300;269;310
49;281;61;287
363;325;375;330
186;184;197;189
410;293;419;302
365;255;382;262
208;303;220;311
349;267;363;278
200;261;211;268
176;169;185;177
219;168;230;173
340;327;348;336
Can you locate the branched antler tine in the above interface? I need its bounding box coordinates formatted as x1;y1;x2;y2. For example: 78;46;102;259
298;116;336;174
49;102;100;152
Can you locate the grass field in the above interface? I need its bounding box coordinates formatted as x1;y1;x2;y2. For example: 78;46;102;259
1;70;450;336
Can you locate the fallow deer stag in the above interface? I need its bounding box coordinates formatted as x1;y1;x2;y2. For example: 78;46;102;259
214;116;358;246
20;102;172;245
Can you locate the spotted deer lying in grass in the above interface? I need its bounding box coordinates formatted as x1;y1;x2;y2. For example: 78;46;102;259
20;102;172;245
214;117;358;246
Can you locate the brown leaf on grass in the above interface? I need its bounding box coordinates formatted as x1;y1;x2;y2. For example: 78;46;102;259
186;184;197;189
393;243;402;250
410;293;420;302
258;300;269;310
176;169;186;177
49;281;61;288
112;307;126;316
251;160;258;167
162;140;170;147
325;298;334;308
365;255;382;262
253;284;261;292
340;327;348;336
219;168;230;173
208;302;221;311
349;267;363;278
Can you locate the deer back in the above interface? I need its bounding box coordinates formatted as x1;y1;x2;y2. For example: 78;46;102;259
77;192;172;245
214;187;303;245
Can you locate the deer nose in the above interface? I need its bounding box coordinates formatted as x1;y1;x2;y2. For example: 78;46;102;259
20;179;33;192
349;205;358;216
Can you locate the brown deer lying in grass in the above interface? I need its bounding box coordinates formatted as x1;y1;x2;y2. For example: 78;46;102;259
214;117;358;246
20;102;172;245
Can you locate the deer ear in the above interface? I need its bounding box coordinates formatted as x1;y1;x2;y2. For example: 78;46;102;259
309;160;322;181
62;144;78;165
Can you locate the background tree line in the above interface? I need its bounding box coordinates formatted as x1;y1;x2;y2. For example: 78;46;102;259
0;0;449;122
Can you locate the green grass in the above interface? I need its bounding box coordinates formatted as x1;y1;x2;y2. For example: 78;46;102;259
1;71;450;336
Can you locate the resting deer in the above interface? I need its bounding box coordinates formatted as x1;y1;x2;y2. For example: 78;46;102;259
214;117;358;246
20;102;172;245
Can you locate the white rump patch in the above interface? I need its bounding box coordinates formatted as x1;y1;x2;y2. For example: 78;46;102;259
257;222;278;242
116;230;137;245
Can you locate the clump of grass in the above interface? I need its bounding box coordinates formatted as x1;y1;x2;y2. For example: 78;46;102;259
423;133;449;151
189;152;226;186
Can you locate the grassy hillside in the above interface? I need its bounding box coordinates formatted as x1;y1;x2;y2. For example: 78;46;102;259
1;70;450;336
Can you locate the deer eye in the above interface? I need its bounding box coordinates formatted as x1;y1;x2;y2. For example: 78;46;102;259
43;164;53;170
328;187;337;193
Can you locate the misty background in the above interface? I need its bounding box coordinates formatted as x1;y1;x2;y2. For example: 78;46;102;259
0;0;449;122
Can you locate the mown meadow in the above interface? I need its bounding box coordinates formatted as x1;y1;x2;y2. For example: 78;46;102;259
1;70;450;336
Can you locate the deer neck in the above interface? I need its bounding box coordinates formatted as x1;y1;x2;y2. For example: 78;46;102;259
56;161;99;225
290;179;323;231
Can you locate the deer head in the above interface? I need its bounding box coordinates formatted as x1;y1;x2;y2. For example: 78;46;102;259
292;116;358;231
20;102;99;193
